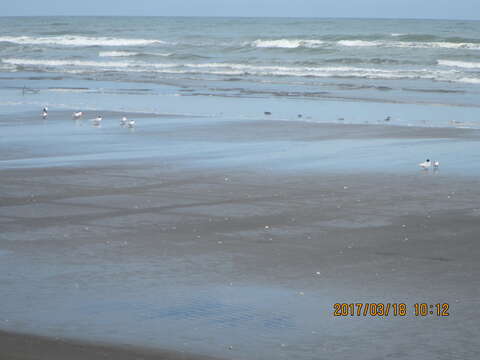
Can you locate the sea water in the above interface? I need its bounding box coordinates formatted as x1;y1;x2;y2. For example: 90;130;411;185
1;17;480;126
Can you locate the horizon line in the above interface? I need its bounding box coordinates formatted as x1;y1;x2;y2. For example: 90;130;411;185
0;15;479;21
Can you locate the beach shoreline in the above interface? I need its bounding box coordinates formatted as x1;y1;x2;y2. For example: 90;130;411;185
1;108;480;359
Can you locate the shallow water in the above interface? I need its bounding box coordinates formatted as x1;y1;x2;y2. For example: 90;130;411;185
1;112;480;176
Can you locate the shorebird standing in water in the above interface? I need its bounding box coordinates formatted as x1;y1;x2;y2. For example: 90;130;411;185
120;116;128;126
42;107;48;119
127;119;136;128
419;159;432;169
433;160;440;169
72;111;83;120
92;115;102;126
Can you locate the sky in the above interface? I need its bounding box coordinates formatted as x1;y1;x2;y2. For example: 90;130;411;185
1;0;479;20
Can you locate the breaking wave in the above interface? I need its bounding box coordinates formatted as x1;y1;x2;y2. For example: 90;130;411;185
99;51;140;57
438;60;480;69
4;57;480;84
251;39;325;49
250;38;480;50
337;40;480;50
99;51;173;58
0;35;166;47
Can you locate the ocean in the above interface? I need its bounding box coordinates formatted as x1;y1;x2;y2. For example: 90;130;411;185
1;17;480;126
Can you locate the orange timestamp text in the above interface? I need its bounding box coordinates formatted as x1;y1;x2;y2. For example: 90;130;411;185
333;303;450;317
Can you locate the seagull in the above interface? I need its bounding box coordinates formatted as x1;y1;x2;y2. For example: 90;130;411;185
42;107;48;119
92;115;102;126
384;116;391;122
120;116;128;126
419;159;431;169
127;119;136;128
433;160;440;169
72;111;83;120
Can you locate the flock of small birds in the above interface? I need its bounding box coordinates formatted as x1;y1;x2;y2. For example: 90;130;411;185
265;111;441;170
265;111;393;123
42;107;136;128
43;107;440;169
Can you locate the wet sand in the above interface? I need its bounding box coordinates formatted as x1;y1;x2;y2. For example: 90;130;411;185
1;111;479;359
0;330;221;360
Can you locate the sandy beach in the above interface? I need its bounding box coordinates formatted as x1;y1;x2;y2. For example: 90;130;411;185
0;330;222;360
1;110;479;359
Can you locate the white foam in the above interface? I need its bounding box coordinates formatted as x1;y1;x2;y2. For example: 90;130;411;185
4;57;478;84
3;58;135;68
99;51;139;57
438;60;480;69
99;51;172;58
421;42;480;50
0;35;166;47
251;39;324;49
249;39;480;50
183;63;468;83
2;58;182;69
144;52;172;57
47;88;91;93
337;40;378;47
253;38;480;50
338;40;480;50
457;77;480;84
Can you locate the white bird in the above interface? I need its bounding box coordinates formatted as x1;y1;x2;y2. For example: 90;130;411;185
42;107;48;119
92;116;102;126
419;159;431;169
433;160;440;169
120;116;128;126
72;111;83;120
127;119;136;128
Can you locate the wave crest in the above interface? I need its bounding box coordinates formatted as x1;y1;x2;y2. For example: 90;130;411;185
250;38;480;51
99;51;139;57
0;35;166;47
3;58;480;84
438;60;480;69
251;39;324;49
338;40;480;50
98;51;173;58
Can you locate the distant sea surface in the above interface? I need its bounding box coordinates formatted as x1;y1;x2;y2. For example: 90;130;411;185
1;17;480;126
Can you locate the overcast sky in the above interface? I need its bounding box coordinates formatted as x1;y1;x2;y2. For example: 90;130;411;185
1;0;478;20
